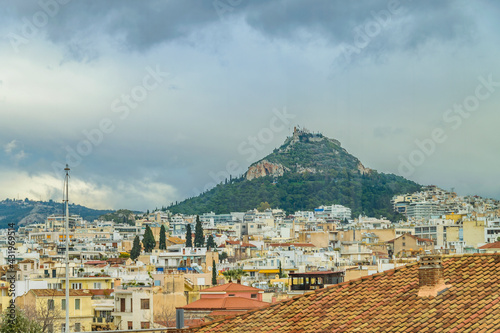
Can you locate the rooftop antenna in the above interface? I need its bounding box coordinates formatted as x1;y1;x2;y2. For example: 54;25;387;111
63;164;70;333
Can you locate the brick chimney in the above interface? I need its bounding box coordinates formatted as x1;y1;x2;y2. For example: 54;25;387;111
417;255;449;297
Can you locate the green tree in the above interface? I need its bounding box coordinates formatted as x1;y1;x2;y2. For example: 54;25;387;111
206;234;216;250
130;235;141;260
0;309;42;333
212;260;217;286
219;251;228;262
278;260;283;278
159;224;167;250
142;225;156;252
222;268;248;283
194;215;204;247
257;201;271;212
185;224;192;247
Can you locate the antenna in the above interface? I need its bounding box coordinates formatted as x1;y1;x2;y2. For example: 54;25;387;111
63;164;70;333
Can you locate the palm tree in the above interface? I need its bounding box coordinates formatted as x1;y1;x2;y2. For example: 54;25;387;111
233;268;249;283
222;268;248;283
222;270;236;282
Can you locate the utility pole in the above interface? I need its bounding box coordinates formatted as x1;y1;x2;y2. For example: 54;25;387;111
64;165;70;333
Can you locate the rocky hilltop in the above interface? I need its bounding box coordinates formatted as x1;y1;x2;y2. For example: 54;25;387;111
245;127;371;180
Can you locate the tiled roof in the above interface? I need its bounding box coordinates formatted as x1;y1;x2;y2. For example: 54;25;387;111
240;242;257;248
180;297;268;311
479;241;500;249
387;233;434;243
268;243;315;247
30;289;92;297
185;254;500;332
168;236;185;244
200;282;263;293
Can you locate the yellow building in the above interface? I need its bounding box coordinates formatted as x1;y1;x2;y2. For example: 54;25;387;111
463;219;486;248
0;280;12;314
16;289;93;332
62;276;115;290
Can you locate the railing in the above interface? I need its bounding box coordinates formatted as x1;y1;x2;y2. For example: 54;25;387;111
93;317;114;323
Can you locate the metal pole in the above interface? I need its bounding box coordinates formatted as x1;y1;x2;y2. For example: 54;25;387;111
64;165;70;333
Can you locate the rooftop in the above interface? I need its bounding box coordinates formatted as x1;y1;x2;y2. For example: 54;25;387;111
186;254;500;332
200;282;264;293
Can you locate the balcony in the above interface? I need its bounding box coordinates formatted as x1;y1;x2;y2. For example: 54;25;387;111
93;316;113;323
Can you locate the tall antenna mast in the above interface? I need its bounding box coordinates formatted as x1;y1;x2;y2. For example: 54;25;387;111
64;164;70;333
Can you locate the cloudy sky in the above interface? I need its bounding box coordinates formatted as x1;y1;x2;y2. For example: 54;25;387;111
1;0;499;211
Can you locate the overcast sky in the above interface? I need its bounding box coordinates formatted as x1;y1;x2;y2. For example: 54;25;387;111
1;0;499;211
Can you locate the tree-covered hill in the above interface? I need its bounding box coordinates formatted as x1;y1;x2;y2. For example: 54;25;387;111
168;129;422;221
0;198;113;229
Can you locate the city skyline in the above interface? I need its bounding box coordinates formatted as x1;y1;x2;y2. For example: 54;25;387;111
1;1;499;210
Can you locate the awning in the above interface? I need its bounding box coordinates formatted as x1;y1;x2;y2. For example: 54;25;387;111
258;269;279;274
94;306;114;311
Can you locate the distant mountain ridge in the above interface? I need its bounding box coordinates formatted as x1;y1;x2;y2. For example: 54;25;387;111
168;128;422;220
0;198;113;229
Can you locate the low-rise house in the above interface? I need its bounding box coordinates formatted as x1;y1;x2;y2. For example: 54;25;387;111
387;233;435;257
177;283;267;326
478;241;500;253
15;289;93;332
113;286;154;330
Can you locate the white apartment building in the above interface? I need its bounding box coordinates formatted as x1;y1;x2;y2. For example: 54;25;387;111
114;287;154;330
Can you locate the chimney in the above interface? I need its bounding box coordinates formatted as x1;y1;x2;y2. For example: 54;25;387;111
417;255;449;297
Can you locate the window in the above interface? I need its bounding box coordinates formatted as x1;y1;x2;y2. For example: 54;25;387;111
128;321;133;330
75;299;80;310
228;294;235;297
74;323;81;332
71;283;82;289
141;322;150;329
251;294;257;299
61;299;66;310
141;299;150;309
60;324;65;333
48;299;54;310
93;282;102;289
402;242;406;246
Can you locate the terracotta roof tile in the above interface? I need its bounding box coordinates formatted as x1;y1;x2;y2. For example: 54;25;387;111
30;289;92;297
180;297;268;310
479;241;500;249
200;282;263;293
185;254;500;332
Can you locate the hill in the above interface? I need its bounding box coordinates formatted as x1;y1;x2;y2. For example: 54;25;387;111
168;128;422;221
0;198;113;229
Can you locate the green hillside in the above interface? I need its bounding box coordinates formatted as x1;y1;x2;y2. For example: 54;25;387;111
0;198;113;229
168;130;421;221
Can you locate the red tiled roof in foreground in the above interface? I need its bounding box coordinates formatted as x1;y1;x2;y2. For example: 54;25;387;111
180;297;268;311
182;254;500;332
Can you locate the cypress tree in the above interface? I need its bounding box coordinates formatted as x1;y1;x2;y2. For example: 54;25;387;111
211;259;217;286
206;234;216;250
194;215;204;247
130;235;141;260
185;224;192;247
159;224;167;250
142;225;156;252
